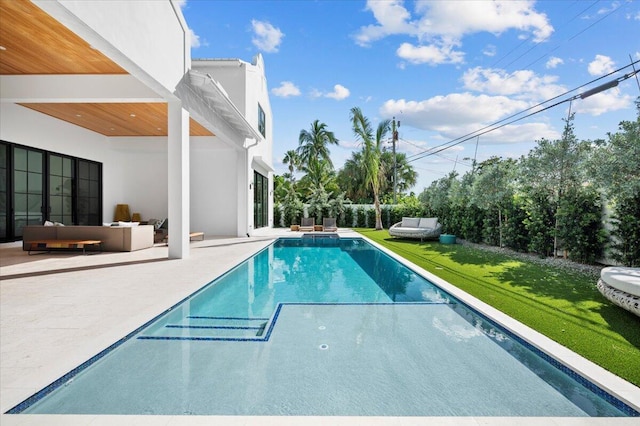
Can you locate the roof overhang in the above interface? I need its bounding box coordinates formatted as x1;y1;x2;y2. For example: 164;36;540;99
0;0;213;137
184;70;263;142
252;156;275;175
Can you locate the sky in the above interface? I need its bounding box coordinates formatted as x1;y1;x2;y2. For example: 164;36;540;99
180;0;640;193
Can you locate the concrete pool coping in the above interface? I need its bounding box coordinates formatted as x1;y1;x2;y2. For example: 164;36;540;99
1;228;638;425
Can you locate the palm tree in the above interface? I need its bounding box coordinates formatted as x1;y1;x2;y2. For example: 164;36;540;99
350;107;390;230
282;149;300;183
380;151;418;196
337;151;369;203
297;120;339;169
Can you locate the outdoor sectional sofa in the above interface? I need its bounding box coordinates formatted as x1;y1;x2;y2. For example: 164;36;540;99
389;217;442;241
22;224;154;253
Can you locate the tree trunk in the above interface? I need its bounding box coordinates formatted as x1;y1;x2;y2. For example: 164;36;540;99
374;192;383;230
498;208;503;248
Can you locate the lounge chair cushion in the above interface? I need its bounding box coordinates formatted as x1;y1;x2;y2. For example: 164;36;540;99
418;218;438;229
401;217;421;228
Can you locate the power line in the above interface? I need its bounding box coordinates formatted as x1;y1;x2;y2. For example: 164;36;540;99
406;61;639;164
501;0;604;71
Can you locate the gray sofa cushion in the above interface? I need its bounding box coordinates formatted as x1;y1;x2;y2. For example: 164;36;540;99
401;217;421;227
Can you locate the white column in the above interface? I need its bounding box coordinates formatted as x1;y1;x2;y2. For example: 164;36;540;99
237;148;249;237
168;100;190;259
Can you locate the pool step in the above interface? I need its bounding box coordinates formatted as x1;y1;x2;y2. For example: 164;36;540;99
141;316;269;340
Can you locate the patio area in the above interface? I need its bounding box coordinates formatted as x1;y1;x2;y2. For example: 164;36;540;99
0;228;637;425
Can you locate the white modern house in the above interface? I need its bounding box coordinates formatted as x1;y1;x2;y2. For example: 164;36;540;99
0;0;274;259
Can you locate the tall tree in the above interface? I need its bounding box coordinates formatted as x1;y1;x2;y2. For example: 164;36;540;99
471;157;516;248
282;149;300;182
519;113;588;256
590;98;640;265
297;120;338;170
336;151;369;203
380;150;417;201
350;107;390;230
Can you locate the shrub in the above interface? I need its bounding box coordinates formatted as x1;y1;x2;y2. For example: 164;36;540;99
356;207;367;227
524;191;555;257
273;203;283;228
366;208;377;228
343;206;354;228
557;188;606;264
502;196;530;252
610;190;640;266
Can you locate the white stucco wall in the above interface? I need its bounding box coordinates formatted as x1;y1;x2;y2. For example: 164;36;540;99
0;103;170;224
107;138;168;222
190;138;239;236
196;60;247;115
193;55;275;232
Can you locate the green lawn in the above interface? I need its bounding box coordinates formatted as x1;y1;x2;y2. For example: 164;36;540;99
356;229;640;387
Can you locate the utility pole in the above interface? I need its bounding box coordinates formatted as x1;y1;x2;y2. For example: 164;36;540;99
392;117;399;204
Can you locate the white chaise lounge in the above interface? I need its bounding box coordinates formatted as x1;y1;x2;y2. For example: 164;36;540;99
389;217;442;241
597;266;640;317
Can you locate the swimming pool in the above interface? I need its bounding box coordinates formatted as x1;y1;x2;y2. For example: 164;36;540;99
7;237;639;416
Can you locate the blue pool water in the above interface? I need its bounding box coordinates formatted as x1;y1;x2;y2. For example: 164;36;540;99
9;237;638;416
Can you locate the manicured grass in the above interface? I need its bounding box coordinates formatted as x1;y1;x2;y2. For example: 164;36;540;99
356;229;640;387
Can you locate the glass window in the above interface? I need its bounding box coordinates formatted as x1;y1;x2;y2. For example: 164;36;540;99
77;159;101;226
258;104;266;138
14;148;27;171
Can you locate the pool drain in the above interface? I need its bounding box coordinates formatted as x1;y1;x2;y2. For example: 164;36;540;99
318;326;326;330
319;344;329;350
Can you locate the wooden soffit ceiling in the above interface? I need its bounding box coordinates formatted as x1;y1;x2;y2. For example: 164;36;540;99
19;103;213;137
0;0;213;137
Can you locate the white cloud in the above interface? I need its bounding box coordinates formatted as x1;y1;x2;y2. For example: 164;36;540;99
271;81;301;98
546;56;563;69
462;67;565;101
588;54;615;76
574;89;633;116
354;0;553;63
309;84;350;100
310;88;323;99
326;84;350;100
397;42;464;65
379;92;560;145
354;0;417;47
414;1;553;42
188;27;202;48
380;93;529;133
251;20;284;53
483;44;497;57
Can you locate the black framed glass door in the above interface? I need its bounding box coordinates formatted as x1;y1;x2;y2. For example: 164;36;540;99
0;141;103;242
253;171;268;229
0;144;8;240
48;153;74;225
13;146;45;238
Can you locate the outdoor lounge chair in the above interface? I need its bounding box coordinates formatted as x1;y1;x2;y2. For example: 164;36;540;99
388;217;442;241
596;266;640;317
322;217;338;232
298;217;315;232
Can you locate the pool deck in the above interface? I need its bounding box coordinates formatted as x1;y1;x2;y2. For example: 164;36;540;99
1;228;638;425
